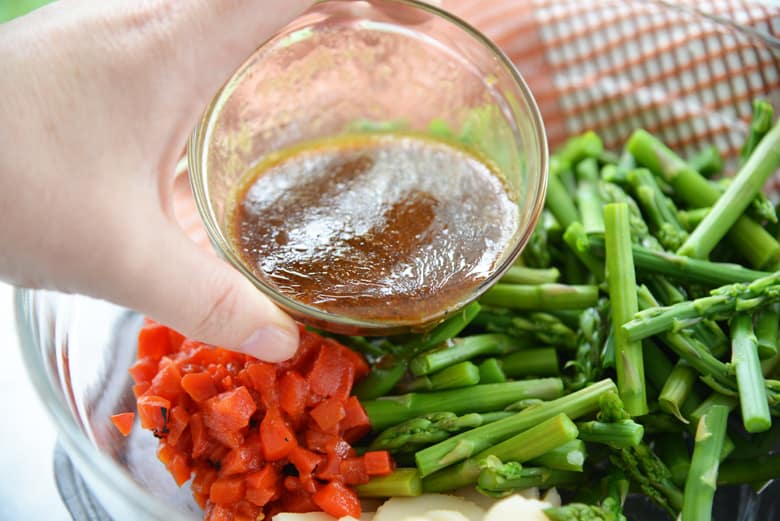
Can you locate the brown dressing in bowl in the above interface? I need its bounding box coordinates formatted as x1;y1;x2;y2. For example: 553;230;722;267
228;134;519;324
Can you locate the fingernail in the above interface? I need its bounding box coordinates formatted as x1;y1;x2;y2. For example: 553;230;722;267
240;326;299;362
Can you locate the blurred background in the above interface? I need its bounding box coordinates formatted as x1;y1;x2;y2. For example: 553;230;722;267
0;0;52;22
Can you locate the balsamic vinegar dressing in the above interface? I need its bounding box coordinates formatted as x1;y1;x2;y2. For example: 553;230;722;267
228;134;519;323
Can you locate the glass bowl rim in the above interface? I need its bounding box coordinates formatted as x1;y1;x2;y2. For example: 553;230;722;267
14;288;193;521
187;0;550;335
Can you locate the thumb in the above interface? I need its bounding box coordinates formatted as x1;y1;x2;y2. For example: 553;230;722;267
122;220;299;362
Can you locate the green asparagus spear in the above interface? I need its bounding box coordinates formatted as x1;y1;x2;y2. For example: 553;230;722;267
576;158;606;234
421;413;579;492
563;221;606;281
557;131;605;169
527;439;587;472
410;334;518;376
642;340;675;393
755;303;780;359
577;419;644;449
610;443;684;517
681;404;729;521
627;167;688;250
587;235;771;286
546;172;580;230
480;283;599;311
605;203;647;415
713;177;778;224
369;411;511;452
499;348;560;378
599;180;664;251
677;117;780;259
658;362;698;423
355;469;422;497
740;99;775;163
398;361;480;393
688;144;723;177
624;271;780;342
678;207;710;231
655;433;691;487
731;313;771;432
500;265;561;284
477;456;581;493
414;378;616;477
354;362;408;401
478;358;506;384
471;309;578;348
404;302;482;353
566;301;610;390
364;378;564;431
627;128;780;268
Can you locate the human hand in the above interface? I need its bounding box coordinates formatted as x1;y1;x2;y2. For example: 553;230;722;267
0;0;312;361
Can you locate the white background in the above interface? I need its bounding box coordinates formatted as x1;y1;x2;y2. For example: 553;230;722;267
0;282;69;520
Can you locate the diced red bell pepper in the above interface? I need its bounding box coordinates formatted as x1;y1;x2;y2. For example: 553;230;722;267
289;446;322;477
246;362;278;409
341;395;371;443
363;450;394;476
147;358;184;402
138;323;174;361
166;405;190;446
136;395;171;434
260;408;297;461
157;443;191;486
339;456;370;485
205;503;233;521
203;387;257;433
181;372;218;403
313;481;361;519
168;329;186;351
309;397;346;434
129;357;158;385
210;477;246;506
304;429;341;454
189;412;209;459
279;370;308;423
323;338;370;380
191;465;219;496
110;412;135;437
208;427;244;450
307;342;348;398
220;435;263;476
279;488;319;514
244;464;279;507
132;382;151;397
279;326;321;373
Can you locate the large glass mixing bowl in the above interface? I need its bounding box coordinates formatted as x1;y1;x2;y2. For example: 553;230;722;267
15;0;780;520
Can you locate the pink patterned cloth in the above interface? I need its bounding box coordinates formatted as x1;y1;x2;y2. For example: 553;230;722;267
449;0;779;163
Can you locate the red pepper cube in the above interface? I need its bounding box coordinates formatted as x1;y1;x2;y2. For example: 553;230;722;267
310;397;346;434
136;395;171;434
210;477;246;506
181;372;218;403
137;323;174;361
279;370;308;423
363;450;395;476
260;408;297;461
202;386;257;433
313;481;361;519
339;456;370;485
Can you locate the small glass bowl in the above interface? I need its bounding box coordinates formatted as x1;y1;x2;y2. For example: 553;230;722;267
187;0;548;336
